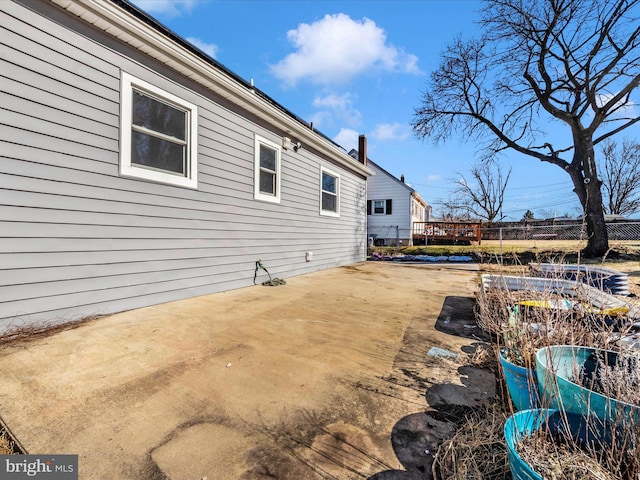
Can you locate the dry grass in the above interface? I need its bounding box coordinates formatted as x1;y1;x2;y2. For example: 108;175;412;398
579;351;640;406
432;403;511;480
478;239;640;256
470;259;640;479
517;431;618;480
513;411;640;480
0;429;16;455
465;342;497;370
476;286;623;370
0;316;99;347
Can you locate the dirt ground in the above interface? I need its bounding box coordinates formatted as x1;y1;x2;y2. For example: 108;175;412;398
0;261;495;480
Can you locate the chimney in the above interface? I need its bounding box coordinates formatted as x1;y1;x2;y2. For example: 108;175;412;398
400;174;405;183
357;134;367;166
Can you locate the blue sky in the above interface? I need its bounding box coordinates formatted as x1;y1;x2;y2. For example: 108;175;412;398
129;0;638;220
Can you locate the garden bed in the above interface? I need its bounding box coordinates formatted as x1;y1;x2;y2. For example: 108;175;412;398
456;253;640;480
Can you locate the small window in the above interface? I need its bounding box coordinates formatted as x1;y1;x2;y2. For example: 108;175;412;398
120;72;198;189
370;199;392;214
254;135;281;203
320;167;340;217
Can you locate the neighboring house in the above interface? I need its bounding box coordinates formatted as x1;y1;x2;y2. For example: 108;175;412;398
0;0;372;330
350;154;430;246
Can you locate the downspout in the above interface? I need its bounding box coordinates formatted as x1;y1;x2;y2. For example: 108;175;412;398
359;134;368;257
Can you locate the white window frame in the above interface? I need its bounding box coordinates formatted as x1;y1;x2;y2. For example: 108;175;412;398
320;166;340;217
372;199;386;215
120;72;199;189
254;135;282;204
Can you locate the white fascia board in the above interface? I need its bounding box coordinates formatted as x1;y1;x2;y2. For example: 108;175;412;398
412;192;427;208
50;0;372;178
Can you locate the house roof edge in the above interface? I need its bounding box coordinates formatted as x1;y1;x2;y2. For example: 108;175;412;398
50;0;372;177
365;158;428;207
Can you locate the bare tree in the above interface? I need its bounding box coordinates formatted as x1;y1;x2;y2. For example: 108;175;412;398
599;138;640;216
412;0;640;257
436;200;473;221
450;162;511;222
538;208;557;220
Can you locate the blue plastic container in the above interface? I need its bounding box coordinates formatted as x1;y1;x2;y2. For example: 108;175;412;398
536;345;640;423
504;409;552;480
500;349;540;411
504;408;615;480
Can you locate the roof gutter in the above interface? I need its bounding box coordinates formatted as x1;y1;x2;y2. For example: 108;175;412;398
49;0;372;178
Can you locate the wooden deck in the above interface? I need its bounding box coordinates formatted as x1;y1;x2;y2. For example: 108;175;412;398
412;221;482;245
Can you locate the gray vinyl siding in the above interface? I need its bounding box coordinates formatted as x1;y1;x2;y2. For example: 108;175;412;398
0;0;367;329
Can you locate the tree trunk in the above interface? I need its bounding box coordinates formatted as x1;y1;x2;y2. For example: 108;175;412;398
582;181;609;257
568;141;609;258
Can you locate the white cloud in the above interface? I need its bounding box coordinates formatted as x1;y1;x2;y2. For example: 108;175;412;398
426;174;443;182
313;92;354;110
370;122;411;142
333;128;360;151
312;92;362;128
131;0;198;17
596;92;638;118
186;37;219;58
308;111;333;129
270;13;421;86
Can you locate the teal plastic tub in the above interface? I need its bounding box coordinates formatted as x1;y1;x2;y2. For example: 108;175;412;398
499;349;540;411
504;409;551;480
504;408;615;480
536;345;640;423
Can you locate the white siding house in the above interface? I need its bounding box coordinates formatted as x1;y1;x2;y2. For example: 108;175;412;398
362;159;430;247
0;0;372;330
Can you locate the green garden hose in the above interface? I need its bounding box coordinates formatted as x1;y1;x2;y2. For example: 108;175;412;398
254;260;287;287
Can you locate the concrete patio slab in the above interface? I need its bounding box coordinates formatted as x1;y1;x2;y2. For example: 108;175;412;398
0;262;490;480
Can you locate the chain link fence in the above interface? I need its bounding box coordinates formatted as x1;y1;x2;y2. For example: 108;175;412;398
483;221;640;241
368;221;640;248
368;226;412;247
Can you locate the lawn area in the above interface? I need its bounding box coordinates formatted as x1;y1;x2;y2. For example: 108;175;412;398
369;239;640;278
372;239;640;260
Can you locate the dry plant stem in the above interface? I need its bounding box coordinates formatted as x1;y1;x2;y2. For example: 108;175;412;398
0;317;97;346
517;430;617;480
0;430;15;455
432;403;511;480
570;355;640;478
477;278;625;369
581;352;640;406
466;342;496;370
477;264;640;479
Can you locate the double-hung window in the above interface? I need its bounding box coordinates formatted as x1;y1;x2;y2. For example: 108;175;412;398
320;167;340;217
367;198;393;215
254;135;281;203
368;199;392;215
120;72;198;189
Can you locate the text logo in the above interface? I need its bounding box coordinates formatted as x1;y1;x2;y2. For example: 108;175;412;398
0;455;78;479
